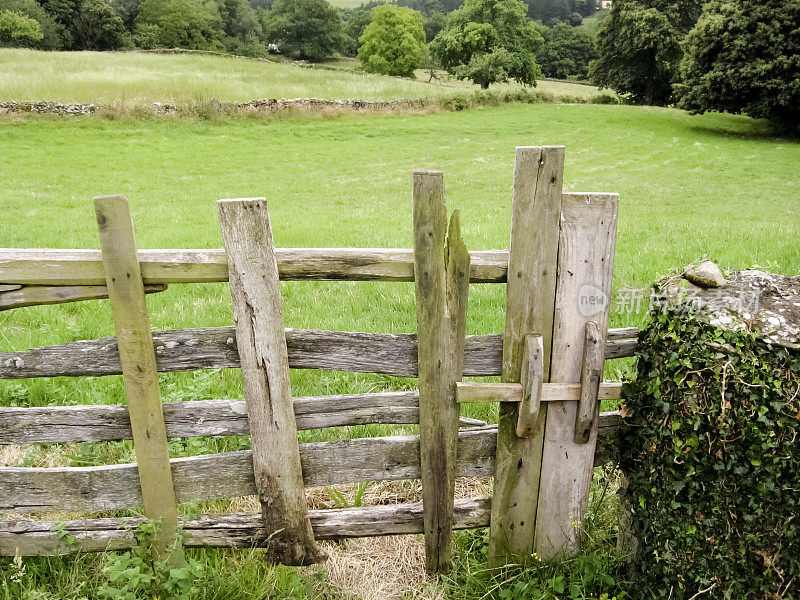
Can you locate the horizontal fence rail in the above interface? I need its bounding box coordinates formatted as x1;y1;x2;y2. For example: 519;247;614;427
0;497;493;556
0;391;488;445
0;327;638;380
0;416;621;515
0;248;510;286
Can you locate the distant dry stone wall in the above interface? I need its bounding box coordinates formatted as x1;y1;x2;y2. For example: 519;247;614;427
0;97;434;117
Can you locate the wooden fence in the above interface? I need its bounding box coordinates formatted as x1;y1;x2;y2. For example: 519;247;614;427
0;146;633;572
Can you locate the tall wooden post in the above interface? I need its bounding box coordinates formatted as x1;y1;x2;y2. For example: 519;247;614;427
218;198;325;566
94;195;181;556
413;170;470;574
533;192;618;559
488;146;564;567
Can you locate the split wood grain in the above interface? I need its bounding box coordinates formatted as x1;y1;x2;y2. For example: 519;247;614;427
534;192;619;560
413;171;470;573
489;146;564;568
94;195;180;553
219;197;323;566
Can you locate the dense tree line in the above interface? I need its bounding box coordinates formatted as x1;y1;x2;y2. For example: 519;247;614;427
0;0;795;126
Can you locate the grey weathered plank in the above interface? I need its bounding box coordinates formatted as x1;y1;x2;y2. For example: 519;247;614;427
0;248;509;285
0;328;636;380
0;422;622;516
413;171;470;573
0;284;22;292
0;497;493;556
534;192;619;560
219;197;323;566
489;146;564;567
0;392;485;445
0;284;166;311
94;195;180;554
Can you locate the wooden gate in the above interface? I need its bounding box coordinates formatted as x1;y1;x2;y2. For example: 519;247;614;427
0;146;629;572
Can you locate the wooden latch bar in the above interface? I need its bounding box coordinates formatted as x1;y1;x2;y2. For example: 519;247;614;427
456;322;616;443
574;321;604;444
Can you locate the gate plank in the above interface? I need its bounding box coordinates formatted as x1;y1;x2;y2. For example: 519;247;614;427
488;146;564;567
533;192;619;559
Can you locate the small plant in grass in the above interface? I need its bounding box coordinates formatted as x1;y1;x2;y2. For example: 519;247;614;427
98;520;202;600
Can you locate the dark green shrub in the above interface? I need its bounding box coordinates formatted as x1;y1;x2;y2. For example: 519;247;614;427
620;304;800;599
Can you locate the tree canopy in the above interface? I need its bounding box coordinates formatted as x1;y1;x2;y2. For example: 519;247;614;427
358;4;427;77
676;0;800;129
265;0;343;61
0;9;43;46
135;0;223;49
589;0;703;104
537;20;595;80
430;0;544;88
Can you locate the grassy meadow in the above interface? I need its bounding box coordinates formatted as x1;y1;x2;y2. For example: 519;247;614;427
1;57;799;599
0;49;606;106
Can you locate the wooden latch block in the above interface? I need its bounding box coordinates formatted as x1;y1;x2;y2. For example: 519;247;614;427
455;323;612;442
574;321;603;444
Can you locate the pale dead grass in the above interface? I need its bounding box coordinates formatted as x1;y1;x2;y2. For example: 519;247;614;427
0;444;24;467
322;534;443;600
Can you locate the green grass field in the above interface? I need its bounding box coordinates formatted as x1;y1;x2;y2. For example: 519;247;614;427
1;98;799;597
0;49;607;105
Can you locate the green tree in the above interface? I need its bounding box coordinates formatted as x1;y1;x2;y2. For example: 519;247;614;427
266;0;343;60
108;0;140;29
524;0;571;23
537;20;595;79
430;0;544;88
455;46;513;87
0;9;42;46
340;1;381;56
0;0;67;48
219;0;261;41
72;0;127;49
423;10;446;42
358;4;426;77
589;0;702;104
135;0;223;49
676;0;800;129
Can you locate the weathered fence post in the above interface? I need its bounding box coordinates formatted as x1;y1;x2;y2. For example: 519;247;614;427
218;197;325;566
533;192;618;559
413;170;470;574
488;146;564;567
94;195;181;556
